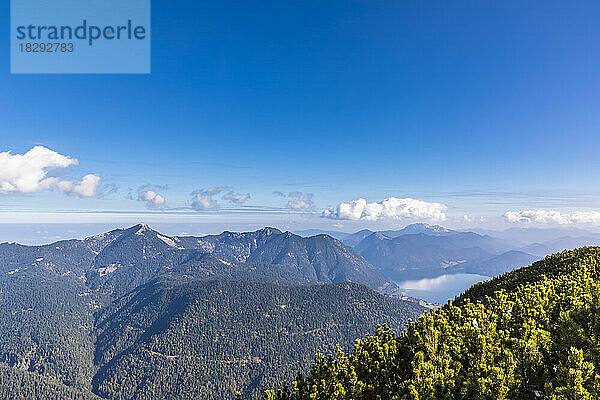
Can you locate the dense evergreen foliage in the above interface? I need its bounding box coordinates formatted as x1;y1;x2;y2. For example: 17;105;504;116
92;280;422;399
0;268;97;389
0;270;421;399
0;365;100;400
266;247;600;399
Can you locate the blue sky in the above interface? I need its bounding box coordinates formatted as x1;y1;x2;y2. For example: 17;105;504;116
1;0;600;235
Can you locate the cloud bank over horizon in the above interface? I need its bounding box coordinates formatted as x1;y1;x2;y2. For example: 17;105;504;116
3;148;600;230
504;209;600;225
322;197;448;222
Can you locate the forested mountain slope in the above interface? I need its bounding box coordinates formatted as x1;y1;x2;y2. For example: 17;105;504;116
0;365;100;400
0;224;420;399
0;268;98;389
87;249;311;297
92;280;424;399
266;247;600;399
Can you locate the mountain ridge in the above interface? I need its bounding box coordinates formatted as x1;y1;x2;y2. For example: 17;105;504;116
0;224;397;295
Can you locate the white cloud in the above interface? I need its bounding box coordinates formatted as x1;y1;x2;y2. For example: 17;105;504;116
287;192;314;210
504;209;600;225
138;189;166;209
57;174;102;198
192;195;216;210
323;197;447;221
222;192;250;204
191;187;229;210
571;211;600;224
0;146;101;197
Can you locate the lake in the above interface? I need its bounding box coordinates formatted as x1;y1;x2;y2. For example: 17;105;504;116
394;273;490;304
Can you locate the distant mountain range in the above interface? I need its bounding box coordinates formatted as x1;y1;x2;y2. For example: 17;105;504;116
337;223;453;248
455;250;539;276
300;223;535;279
295;223;600;279
354;230;519;280
517;234;600;257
